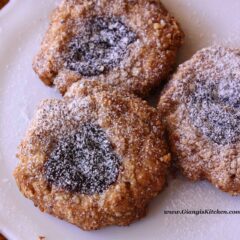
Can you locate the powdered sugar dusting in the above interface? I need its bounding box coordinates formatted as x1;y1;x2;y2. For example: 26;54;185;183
44;123;120;195
65;17;136;76
185;47;240;145
2;0;240;239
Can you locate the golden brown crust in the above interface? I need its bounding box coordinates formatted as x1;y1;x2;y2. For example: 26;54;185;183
158;46;240;195
14;80;171;230
33;0;184;96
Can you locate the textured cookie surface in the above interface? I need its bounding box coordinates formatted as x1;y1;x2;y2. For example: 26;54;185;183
158;46;240;195
33;0;184;96
14;81;171;230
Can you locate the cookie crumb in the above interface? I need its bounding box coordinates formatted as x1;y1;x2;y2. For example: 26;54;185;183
38;236;46;240
0;233;7;240
0;0;9;10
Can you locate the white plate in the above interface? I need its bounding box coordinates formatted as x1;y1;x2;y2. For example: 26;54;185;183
1;1;240;239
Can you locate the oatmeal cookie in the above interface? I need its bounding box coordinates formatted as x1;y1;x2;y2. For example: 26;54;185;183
158;46;240;195
33;0;184;96
14;81;171;230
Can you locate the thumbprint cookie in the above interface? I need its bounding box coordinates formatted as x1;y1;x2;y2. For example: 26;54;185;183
158;46;240;195
33;0;184;96
14;81;171;230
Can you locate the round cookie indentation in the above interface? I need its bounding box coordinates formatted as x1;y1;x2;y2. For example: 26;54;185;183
187;78;240;145
44;123;121;195
66;17;136;76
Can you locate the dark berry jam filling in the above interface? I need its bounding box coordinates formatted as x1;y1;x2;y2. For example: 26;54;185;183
187;78;240;145
66;17;136;76
44;123;120;195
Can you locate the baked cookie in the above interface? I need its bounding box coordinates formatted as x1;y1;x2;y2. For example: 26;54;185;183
14;81;171;230
158;46;240;195
33;0;184;96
